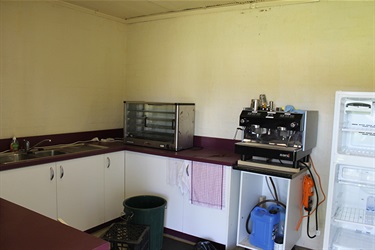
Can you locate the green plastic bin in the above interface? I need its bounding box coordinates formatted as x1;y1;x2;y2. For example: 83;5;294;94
123;195;167;250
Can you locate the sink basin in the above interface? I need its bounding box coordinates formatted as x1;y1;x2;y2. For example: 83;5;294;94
0;153;38;164
60;143;108;153
0;150;67;164
0;143;108;165
33;150;67;157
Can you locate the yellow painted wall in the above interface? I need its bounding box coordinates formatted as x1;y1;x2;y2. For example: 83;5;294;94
124;1;374;248
125;1;374;138
0;1;127;138
0;0;374;249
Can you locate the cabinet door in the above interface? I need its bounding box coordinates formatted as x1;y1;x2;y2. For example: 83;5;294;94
125;151;184;231
104;151;125;222
0;163;57;219
56;155;104;231
182;164;232;245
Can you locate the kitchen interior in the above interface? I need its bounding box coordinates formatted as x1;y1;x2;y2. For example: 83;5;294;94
0;0;374;250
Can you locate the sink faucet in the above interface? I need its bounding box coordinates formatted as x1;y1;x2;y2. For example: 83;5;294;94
24;139;52;153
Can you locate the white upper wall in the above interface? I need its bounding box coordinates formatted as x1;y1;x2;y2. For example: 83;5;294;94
0;1;127;138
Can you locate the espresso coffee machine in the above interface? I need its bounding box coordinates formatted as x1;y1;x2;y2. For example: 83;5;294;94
235;108;318;172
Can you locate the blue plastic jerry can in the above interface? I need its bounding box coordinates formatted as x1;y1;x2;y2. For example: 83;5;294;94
249;206;280;250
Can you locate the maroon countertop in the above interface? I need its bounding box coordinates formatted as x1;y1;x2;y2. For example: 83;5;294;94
0;198;109;250
0;136;240;249
0;136;241;171
0;135;240;250
0;134;302;178
124;143;240;167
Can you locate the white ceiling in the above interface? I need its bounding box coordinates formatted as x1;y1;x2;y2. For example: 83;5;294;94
64;0;255;20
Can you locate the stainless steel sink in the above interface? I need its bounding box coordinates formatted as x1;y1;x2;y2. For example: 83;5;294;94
59;143;108;153
32;150;67;157
0;153;38;164
0;143;108;164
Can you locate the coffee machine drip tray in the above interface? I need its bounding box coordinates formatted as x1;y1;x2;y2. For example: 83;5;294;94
234;159;307;178
236;141;301;151
234;143;309;178
235;141;312;169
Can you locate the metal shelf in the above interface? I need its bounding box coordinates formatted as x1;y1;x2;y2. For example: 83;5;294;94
126;109;175;114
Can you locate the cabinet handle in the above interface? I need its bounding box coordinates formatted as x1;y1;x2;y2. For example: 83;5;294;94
50;167;54;181
186;164;189;177
106;157;111;168
60;165;64;179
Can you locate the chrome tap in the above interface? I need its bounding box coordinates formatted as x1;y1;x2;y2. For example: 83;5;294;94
24;139;52;152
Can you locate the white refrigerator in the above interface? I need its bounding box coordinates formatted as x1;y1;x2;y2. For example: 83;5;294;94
323;91;375;249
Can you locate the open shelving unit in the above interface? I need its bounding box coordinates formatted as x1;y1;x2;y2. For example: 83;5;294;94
236;170;305;250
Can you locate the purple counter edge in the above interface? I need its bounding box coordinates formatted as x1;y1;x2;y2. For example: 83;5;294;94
0;129;239;153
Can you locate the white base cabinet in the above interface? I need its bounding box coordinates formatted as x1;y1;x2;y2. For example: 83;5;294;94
104;152;125;222
236;171;304;250
2;148;246;246
125;151;240;249
125;151;184;231
182;166;240;248
0;163;57;220
56;155;104;231
0;151;125;231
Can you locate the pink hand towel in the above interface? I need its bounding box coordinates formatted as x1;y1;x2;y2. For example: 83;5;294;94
191;162;225;209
